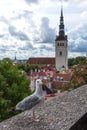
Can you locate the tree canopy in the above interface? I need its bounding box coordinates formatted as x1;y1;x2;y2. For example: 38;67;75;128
0;58;31;122
68;56;87;67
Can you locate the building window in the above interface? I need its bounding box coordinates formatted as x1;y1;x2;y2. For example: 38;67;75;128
59;51;62;56
61;43;64;46
58;43;64;46
59;43;64;46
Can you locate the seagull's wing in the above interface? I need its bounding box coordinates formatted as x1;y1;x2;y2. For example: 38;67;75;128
16;95;40;111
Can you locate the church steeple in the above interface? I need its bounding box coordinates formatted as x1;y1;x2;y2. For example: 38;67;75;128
55;1;68;71
59;5;65;36
55;3;67;41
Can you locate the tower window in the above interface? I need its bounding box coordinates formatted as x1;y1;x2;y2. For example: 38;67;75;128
61;43;64;46
59;43;64;46
59;51;62;56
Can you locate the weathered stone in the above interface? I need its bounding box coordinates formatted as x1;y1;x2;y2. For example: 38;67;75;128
0;85;87;130
69;113;87;130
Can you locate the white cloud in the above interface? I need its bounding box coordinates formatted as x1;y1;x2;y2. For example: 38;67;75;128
25;0;39;5
81;11;87;18
79;1;87;7
0;0;87;59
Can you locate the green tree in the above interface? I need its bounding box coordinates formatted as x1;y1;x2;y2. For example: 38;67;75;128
17;63;41;74
0;58;31;122
68;56;87;67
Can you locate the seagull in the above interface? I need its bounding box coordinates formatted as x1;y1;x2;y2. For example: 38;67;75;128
16;79;44;121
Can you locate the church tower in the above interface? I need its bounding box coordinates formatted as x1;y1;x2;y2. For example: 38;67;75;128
55;5;68;71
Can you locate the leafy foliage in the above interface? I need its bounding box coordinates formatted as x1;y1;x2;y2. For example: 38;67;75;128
0;58;31;122
68;56;87;67
59;56;87;92
17;63;41;74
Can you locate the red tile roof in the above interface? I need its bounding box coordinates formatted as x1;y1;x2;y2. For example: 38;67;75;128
55;73;71;81
39;71;47;76
53;81;70;88
27;57;55;65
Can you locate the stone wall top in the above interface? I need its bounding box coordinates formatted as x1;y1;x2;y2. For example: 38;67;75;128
0;85;87;130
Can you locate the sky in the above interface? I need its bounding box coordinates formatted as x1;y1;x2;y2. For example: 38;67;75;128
0;0;87;60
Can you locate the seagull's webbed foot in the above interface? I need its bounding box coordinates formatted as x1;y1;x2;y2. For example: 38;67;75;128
32;110;40;122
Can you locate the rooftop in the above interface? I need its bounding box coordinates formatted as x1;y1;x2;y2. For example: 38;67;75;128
27;57;55;65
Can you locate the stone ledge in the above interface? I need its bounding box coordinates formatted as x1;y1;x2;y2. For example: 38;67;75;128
0;85;87;130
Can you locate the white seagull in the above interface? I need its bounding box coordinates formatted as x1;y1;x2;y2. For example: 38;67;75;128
16;79;44;121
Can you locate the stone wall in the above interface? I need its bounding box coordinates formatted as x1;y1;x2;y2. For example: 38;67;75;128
0;85;87;130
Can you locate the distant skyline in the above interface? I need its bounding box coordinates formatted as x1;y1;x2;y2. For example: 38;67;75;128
0;0;87;60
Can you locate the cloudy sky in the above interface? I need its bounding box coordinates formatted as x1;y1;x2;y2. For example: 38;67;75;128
0;0;87;60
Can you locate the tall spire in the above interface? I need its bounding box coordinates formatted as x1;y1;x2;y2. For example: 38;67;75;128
61;7;63;17
61;0;63;18
59;0;65;36
55;0;68;71
60;7;64;26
